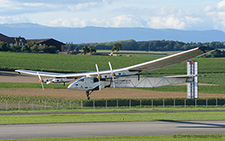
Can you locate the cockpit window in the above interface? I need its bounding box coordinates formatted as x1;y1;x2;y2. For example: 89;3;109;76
93;78;98;83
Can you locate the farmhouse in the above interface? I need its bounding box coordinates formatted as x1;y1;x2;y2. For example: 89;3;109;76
0;33;26;47
27;38;65;51
0;33;65;50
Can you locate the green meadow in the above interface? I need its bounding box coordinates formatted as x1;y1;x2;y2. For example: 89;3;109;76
0;51;225;140
1;135;224;141
1;51;225;87
1;112;225;125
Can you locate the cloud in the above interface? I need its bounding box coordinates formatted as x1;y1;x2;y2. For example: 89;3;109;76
146;15;204;30
147;15;185;29
202;0;225;31
49;18;86;27
0;15;30;24
68;2;98;11
1;0;225;32
108;15;144;27
23;3;44;7
217;0;225;9
0;0;21;11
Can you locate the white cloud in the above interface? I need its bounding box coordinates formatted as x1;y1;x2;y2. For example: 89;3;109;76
185;16;203;24
147;15;203;30
68;2;98;11
0;0;21;10
0;15;30;24
1;0;225;32
23;3;44;7
147;15;185;29
49;18;86;27
108;15;144;27
217;0;225;9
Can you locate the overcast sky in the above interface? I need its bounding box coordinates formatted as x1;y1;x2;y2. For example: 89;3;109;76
1;0;225;32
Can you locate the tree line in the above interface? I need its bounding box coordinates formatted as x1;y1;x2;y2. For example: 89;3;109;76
204;49;225;58
72;39;225;51
0;42;57;53
1;40;225;57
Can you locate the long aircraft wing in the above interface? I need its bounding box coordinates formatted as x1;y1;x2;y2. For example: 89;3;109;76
15;47;214;77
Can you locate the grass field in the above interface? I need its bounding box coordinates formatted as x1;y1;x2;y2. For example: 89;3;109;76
1;51;225;139
1;134;224;141
1;51;225;85
0;52;152;72
1;112;225;125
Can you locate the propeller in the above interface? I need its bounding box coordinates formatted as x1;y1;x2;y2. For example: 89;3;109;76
95;64;101;90
108;62;115;88
37;72;44;90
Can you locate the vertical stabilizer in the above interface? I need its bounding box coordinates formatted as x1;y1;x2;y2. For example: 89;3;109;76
187;61;198;99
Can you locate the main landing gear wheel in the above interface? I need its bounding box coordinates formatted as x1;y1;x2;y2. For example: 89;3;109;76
86;90;93;100
86;91;90;100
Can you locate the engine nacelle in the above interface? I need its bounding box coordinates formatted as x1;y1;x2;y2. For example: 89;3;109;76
42;78;53;83
42;78;76;84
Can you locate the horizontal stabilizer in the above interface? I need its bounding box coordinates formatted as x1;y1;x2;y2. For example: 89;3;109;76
112;76;192;88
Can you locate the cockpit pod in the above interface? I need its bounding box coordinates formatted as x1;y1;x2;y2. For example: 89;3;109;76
68;76;110;91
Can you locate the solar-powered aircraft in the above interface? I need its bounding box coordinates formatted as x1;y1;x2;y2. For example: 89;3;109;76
15;47;214;100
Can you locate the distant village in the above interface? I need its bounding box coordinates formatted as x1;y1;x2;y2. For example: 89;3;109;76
0;33;122;55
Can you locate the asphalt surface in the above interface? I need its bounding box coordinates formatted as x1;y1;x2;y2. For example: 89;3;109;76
1;121;225;139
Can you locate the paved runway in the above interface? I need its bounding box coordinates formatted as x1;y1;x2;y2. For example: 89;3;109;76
1;120;225;139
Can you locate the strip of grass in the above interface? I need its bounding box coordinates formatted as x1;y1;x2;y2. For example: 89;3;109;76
1;134;224;141
0;82;68;88
1;112;225;125
1;82;225;94
1;107;225;114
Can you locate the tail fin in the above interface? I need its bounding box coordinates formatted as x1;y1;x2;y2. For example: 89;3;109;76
187;61;198;99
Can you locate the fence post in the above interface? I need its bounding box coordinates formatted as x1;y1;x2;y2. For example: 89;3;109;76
140;99;142;109
18;101;20;111
6;101;8;111
32;101;34;110
184;99;186;108
93;100;95;109
57;101;59;110
152;99;154;109
163;99;165;108
45;100;46;110
117;100;118;108
195;99;197;108
216;98;218;108
81;100;83;109
174;99;175;108
105;100;107;109
69;100;71;109
129;100;131;109
206;99;208;108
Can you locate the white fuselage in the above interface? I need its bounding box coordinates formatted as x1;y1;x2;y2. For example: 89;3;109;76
67;71;138;91
68;76;110;91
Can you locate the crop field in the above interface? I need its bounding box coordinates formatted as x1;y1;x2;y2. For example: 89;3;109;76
0;51;225;140
0;52;152;72
1;51;225;85
0;51;225;110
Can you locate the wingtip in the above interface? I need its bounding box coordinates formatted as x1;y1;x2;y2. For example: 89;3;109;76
198;47;216;53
